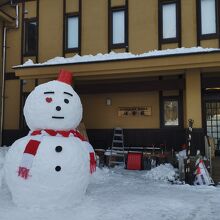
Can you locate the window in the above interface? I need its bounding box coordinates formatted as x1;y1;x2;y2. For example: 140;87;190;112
159;0;180;44
65;14;79;52
109;6;128;50
24;19;37;56
161;97;182;127
162;3;176;39
112;10;125;44
205;101;220;151
199;0;217;37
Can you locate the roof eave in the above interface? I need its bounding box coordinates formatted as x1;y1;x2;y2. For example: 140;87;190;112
14;51;220;80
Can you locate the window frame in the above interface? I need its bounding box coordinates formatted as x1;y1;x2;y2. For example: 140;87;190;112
64;13;80;53
159;0;181;44
160;96;183;128
197;0;218;39
109;6;128;51
23;18;38;56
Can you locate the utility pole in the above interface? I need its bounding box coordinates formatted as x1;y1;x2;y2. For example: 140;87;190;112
185;119;194;184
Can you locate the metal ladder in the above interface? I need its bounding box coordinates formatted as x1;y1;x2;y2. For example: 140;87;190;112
109;127;125;167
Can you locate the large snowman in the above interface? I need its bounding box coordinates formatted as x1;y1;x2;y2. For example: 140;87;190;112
4;69;96;207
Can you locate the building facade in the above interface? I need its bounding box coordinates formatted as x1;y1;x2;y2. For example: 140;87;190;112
0;0;19;145
2;0;220;156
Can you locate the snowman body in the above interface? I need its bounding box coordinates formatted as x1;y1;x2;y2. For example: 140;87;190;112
4;72;95;207
5;135;89;207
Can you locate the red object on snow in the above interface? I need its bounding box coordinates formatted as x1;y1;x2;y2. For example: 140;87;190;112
89;152;96;174
126;152;142;170
18;167;30;179
57;69;73;85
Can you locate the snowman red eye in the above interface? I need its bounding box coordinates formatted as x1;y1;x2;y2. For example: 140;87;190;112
46;97;53;103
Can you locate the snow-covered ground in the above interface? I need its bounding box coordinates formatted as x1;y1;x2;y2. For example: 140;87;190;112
0;147;220;220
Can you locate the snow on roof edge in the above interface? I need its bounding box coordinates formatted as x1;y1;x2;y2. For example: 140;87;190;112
13;47;220;69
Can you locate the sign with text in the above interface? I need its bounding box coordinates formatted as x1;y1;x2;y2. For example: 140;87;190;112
118;106;152;117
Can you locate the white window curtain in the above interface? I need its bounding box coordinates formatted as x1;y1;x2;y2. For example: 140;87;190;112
112;10;125;44
164;100;179;126
67;16;79;48
201;0;216;35
162;3;177;39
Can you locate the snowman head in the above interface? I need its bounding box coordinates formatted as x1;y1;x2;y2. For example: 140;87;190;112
24;69;82;131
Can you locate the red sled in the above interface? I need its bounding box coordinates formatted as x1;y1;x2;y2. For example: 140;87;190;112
126;152;142;170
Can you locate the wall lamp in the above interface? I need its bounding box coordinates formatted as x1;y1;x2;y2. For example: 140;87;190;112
106;98;111;106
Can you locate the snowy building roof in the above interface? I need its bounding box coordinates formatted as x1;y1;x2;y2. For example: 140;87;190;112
14;47;220;69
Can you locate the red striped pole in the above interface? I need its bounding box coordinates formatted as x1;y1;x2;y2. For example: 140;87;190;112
185;119;194;184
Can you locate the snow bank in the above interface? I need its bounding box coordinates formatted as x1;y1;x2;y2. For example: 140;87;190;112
14;47;220;68
143;163;178;182
0;147;9;188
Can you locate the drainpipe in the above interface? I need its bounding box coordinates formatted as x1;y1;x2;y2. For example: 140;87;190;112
0;3;19;146
0;26;7;146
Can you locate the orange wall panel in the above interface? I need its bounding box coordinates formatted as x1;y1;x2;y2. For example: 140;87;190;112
38;0;63;62
81;91;160;129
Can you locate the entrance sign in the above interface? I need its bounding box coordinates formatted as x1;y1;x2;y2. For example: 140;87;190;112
118;106;152;117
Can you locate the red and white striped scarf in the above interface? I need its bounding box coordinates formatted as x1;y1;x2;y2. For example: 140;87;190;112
18;129;96;179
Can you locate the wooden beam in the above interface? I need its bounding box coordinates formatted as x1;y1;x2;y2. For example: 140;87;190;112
202;76;220;88
0;9;15;22
0;1;10;8
75;78;185;94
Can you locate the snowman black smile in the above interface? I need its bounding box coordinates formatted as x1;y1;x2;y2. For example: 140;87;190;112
52;116;64;119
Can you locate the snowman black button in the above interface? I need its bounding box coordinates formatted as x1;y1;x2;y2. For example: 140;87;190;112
55;166;61;172
55;146;62;152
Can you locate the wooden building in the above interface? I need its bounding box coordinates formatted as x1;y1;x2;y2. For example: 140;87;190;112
2;0;220;157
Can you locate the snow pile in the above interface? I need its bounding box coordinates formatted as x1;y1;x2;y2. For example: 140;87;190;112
0;147;9;188
14;47;220;68
143;163;178;182
176;149;187;159
22;59;34;66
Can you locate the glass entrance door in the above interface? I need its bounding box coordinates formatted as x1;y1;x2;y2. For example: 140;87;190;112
205;101;220;153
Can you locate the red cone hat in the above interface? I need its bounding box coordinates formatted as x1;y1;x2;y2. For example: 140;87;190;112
57;69;73;85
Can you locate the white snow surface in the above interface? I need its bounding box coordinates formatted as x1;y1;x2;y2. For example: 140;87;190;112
14;47;220;68
1;147;220;220
0;147;8;188
143;163;178;182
